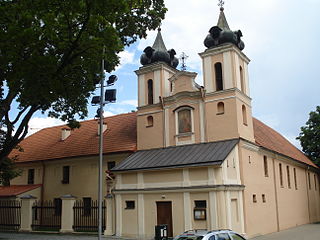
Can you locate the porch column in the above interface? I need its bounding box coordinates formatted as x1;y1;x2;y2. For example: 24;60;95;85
20;194;37;232
60;194;77;233
104;194;114;236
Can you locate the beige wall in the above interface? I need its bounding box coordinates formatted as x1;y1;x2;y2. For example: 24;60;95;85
115;147;244;239
239;140;320;238
11;162;43;185
137;106;164;150
11;153;130;201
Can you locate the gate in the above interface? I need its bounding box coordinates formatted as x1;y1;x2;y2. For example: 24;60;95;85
0;200;21;231
73;199;106;232
32;200;61;231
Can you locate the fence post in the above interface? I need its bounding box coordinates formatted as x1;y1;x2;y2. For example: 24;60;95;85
104;194;114;236
20;195;37;232
60;194;77;233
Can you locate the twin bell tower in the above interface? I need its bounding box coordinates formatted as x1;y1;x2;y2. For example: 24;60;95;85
135;6;254;151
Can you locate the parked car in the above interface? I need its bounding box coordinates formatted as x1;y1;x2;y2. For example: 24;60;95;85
173;229;246;240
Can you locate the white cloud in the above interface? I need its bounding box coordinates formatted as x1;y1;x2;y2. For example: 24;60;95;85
119;100;138;107
28;117;65;136
115;50;135;70
103;111;115;117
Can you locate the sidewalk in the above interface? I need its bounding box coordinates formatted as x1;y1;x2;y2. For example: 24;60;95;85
250;223;320;240
0;232;132;240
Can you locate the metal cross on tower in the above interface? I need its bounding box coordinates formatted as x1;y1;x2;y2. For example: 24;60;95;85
218;0;225;9
179;52;189;71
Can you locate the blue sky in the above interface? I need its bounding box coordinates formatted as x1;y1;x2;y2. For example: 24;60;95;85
28;0;320;148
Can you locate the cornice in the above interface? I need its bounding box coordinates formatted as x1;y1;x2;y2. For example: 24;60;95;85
135;62;178;75
113;184;245;194
199;43;250;63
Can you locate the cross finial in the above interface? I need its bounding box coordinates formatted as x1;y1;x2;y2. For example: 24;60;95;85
179;52;189;71
218;0;225;11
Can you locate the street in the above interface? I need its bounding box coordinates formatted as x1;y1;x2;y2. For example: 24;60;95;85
0;224;319;240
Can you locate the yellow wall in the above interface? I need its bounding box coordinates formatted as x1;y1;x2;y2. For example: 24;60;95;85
11;153;130;201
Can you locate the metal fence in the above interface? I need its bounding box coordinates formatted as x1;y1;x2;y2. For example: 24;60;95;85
32;200;61;231
73;199;106;232
0;200;21;231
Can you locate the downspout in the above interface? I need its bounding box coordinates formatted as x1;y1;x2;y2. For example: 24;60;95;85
40;160;46;226
272;158;280;232
159;96;166;148
200;87;208;142
41;160;45;201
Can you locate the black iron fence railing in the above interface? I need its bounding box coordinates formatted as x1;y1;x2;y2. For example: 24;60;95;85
73;199;106;232
0;200;21;231
31;200;61;231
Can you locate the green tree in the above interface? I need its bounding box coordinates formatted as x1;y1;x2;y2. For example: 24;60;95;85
297;106;320;166
0;157;22;186
0;0;167;166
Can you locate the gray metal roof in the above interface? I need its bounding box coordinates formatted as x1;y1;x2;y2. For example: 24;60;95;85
112;139;239;172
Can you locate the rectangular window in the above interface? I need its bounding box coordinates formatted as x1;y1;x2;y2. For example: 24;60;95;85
107;161;116;170
194;200;206;220
62;166;70;184
83;197;92;216
263;156;268;177
294;168;298;190
262;194;266;203
54;198;62;216
253;194;257;203
308;172;311;190
28;169;35;184
287;166;291;189
279;163;283;187
314;174;317;190
125;200;135;209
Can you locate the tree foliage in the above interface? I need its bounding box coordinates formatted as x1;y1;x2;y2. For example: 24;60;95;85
0;0;167;165
297;106;320;167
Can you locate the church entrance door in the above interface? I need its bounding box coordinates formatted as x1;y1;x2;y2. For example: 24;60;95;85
156;201;173;237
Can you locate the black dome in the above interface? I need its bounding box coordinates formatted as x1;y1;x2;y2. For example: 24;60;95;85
204;8;245;50
140;29;179;69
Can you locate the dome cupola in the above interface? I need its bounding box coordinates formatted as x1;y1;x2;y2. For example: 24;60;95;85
140;28;179;68
204;6;245;50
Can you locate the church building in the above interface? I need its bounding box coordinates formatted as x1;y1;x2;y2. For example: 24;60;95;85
4;5;320;240
110;6;320;239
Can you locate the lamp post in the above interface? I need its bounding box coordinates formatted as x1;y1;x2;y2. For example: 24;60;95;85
91;50;117;240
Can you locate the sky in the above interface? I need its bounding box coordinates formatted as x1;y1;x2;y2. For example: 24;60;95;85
28;0;320;148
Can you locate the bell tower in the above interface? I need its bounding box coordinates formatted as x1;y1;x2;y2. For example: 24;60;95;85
135;29;179;150
200;5;255;142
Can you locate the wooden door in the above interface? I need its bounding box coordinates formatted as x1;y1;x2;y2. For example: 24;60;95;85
156;201;173;237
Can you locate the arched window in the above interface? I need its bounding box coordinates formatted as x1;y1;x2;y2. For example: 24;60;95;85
178;109;192;134
215;62;223;91
147;116;153;127
242;105;247;125
147;79;153;104
240;66;245;93
217;102;224;115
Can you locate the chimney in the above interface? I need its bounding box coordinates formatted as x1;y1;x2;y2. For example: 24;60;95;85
61;128;71;141
98;121;107;135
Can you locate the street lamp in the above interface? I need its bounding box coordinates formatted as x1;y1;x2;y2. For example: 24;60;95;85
91;57;117;239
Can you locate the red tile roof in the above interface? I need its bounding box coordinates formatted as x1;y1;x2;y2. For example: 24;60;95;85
253;118;317;168
0;184;42;197
10;111;315;168
11;112;137;163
